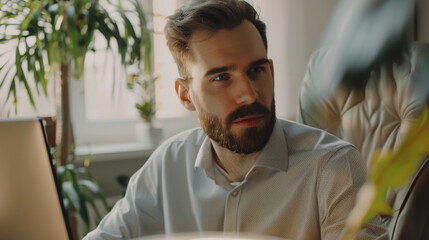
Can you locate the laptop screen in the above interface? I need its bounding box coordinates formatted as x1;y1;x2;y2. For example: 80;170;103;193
0;119;72;240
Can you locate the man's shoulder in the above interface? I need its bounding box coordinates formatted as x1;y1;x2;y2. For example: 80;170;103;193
277;118;354;152
156;126;206;153
276;119;365;180
140;127;206;171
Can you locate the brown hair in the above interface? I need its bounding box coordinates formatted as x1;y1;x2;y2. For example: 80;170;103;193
164;0;267;80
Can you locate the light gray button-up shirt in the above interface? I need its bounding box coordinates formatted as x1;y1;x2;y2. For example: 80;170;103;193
84;119;388;240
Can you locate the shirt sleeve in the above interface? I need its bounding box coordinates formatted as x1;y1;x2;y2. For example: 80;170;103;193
82;151;165;240
318;146;389;240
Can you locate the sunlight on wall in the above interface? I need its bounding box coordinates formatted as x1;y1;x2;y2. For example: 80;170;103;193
153;0;187;118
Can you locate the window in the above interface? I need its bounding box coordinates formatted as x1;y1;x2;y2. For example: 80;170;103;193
70;0;200;147
82;0;186;121
82;40;139;121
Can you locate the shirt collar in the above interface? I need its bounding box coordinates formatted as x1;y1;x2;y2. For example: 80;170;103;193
194;136;217;179
194;118;289;178
253;119;289;172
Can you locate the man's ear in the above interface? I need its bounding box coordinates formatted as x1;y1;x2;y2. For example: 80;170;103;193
269;59;274;77
175;78;196;111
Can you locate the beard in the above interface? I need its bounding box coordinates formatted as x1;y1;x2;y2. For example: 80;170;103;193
198;99;276;154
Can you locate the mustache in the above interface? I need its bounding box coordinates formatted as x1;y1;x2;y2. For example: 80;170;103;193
226;102;270;126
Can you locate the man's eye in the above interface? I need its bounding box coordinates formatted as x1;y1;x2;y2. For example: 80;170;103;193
213;73;230;81
248;66;265;74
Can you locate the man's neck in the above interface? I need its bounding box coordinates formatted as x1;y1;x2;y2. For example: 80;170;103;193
211;141;262;183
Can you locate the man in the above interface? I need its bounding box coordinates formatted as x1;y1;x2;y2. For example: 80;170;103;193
84;0;388;239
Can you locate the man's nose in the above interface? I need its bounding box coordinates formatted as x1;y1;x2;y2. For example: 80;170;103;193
231;74;257;105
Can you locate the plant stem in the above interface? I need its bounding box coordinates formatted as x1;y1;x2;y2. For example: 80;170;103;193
55;62;72;166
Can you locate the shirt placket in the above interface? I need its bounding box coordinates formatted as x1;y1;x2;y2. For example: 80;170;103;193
223;186;242;232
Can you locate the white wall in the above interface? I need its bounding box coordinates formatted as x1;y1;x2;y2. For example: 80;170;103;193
250;0;339;120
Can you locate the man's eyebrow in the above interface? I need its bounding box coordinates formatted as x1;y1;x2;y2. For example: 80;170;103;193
204;58;269;78
249;58;270;67
204;66;234;78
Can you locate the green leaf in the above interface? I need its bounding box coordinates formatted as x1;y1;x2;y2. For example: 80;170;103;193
57;165;66;183
136;99;155;122
0;63;13;90
14;39;36;109
63;198;70;212
62;181;81;211
66;4;79;59
97;10;127;63
21;73;37;109
19;1;43;31
344;107;429;239
81;168;112;211
81;0;97;52
119;10;137;40
79;185;102;225
35;47;48;95
95;12;114;43
73;0;85;14
0;11;18;23
64;164;90;225
9;77;18;115
0;37;19;44
78;179;101;194
48;3;60;22
134;0;152;73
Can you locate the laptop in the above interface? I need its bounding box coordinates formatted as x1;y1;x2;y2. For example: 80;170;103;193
0;119;72;240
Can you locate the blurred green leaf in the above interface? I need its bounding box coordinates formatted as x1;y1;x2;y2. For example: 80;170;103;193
53;149;111;234
65;163;90;225
344;107;429;239
66;4;79;59
136;98;155;122
10;77;18;115
19;1;42;31
57;165;66;182
63;198;70;212
79;179;102;194
62;181;81;212
80;185;102;225
82;0;97;52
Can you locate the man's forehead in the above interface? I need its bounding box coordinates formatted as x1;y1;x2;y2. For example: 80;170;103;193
189;21;264;49
187;21;267;69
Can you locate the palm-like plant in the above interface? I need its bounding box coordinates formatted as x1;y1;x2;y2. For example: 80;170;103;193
60;162;112;235
0;0;152;165
52;146;112;236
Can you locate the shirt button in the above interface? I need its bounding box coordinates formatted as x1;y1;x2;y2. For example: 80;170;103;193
231;190;238;197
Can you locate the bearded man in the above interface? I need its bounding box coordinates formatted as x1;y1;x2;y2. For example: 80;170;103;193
84;1;388;239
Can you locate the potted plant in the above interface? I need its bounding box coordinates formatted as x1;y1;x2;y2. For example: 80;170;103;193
125;22;163;147
128;69;163;147
132;74;157;123
0;0;153;165
54;147;112;239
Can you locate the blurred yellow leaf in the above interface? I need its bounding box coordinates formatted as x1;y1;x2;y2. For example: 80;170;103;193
344;107;429;240
84;154;91;167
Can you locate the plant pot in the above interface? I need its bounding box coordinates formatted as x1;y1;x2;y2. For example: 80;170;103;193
135;121;163;148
